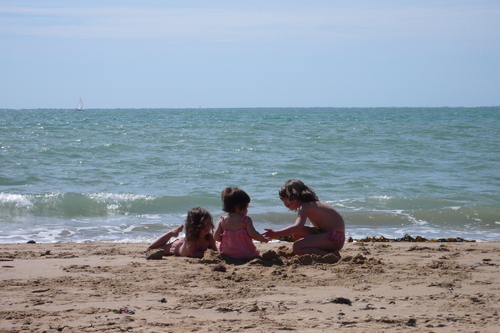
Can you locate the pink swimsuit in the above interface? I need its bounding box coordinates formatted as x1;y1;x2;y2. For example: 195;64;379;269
218;215;259;260
328;230;345;250
169;238;185;256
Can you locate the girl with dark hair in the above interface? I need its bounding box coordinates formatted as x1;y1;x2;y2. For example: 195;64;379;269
146;206;217;259
214;187;268;260
264;179;345;258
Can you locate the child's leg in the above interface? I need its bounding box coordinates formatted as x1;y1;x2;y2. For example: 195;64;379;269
146;225;183;251
290;226;317;241
292;231;344;257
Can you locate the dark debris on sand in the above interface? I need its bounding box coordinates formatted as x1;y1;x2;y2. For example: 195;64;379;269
348;233;475;243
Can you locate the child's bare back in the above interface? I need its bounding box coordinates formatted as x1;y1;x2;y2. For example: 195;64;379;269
300;201;345;232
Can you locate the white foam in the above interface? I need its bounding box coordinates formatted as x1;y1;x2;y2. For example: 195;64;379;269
367;195;393;200
0;193;33;208
122;225;137;233
85;193;155;202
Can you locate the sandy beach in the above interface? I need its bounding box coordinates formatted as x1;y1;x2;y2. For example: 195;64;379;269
1;241;499;333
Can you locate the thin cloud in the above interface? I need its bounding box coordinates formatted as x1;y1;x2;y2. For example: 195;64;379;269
0;3;498;42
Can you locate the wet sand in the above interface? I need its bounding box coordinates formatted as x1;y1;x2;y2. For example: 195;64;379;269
1;241;499;332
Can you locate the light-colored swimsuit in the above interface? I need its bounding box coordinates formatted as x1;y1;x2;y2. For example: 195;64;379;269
169;238;185;256
218;215;259;260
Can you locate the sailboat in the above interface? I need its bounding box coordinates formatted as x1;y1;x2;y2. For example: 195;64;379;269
76;98;84;111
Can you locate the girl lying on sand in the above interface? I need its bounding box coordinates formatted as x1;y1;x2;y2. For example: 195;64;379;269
146;206;217;259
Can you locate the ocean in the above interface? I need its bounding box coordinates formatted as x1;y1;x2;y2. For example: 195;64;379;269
1;107;499;243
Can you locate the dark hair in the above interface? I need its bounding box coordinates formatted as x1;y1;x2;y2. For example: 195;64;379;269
185;206;213;242
279;179;319;202
221;187;251;213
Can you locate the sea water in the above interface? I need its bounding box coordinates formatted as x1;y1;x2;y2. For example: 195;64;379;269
1;107;499;243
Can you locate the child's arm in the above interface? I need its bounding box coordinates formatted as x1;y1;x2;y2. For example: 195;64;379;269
213;218;223;242
246;217;269;243
208;233;218;251
263;207;308;239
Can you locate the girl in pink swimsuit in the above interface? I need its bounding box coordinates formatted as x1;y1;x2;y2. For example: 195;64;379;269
214;187;268;260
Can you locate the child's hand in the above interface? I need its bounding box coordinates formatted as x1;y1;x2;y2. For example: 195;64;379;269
263;229;276;240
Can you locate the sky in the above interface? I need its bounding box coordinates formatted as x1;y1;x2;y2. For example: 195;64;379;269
1;0;499;109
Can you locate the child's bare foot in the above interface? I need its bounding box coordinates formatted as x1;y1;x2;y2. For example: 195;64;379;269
172;225;184;237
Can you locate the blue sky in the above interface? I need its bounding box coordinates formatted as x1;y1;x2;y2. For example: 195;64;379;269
1;0;499;109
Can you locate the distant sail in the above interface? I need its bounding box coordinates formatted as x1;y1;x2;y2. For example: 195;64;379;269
76;98;84;111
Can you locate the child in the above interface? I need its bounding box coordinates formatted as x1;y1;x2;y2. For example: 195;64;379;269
214;187;268;260
263;179;345;257
146;206;217;259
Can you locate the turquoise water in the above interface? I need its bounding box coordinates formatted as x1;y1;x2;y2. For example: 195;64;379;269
1;107;499;243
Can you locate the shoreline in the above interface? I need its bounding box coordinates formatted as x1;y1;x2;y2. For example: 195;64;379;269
0;231;488;246
1;241;499;332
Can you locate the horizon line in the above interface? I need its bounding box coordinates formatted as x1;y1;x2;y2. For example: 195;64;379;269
1;105;499;111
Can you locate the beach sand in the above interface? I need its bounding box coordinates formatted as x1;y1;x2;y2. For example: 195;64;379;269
1;241;499;332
